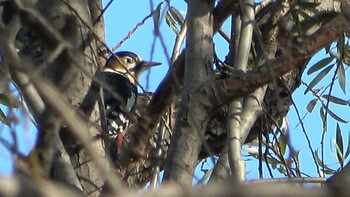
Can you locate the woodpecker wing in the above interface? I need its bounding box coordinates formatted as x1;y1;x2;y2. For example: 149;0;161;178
102;71;137;139
103;72;138;115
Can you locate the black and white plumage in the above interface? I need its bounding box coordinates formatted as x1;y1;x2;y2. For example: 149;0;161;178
102;51;161;154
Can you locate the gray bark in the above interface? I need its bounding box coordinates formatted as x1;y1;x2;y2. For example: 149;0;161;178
163;0;214;185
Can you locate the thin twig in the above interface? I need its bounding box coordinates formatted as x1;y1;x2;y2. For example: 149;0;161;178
93;0;114;25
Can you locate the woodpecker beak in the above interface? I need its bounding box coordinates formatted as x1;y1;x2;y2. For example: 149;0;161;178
131;61;161;72
142;61;162;67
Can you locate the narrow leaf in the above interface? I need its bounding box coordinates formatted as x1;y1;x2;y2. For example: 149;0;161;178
337;35;345;55
306;99;318;112
304;64;334;94
296;1;321;9
278;137;287;156
0;109;10;126
295;9;313;22
344;55;350;66
344;132;350;158
322;95;349;106
307;57;333;75
330;51;341;60
291;10;302;36
314;151;323;167
325;45;331;54
277;166;287;175
335;123;344;167
319;107;326;127
323;168;336;175
334;141;344;167
0;93;20;108
337;63;346;94
153;2;163;28
314;151;335;173
196;168;213;185
344;45;350;66
169;6;184;26
0;93;10;106
321;104;349;123
165;10;179;34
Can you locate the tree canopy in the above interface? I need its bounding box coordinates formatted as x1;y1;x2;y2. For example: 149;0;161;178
0;0;350;196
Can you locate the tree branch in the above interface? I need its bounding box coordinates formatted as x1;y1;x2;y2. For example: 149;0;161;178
162;0;215;185
227;0;255;182
197;11;350;109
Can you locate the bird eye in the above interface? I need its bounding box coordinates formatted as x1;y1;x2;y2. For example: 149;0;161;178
126;57;134;64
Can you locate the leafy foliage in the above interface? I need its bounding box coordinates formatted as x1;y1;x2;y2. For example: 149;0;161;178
165;6;184;34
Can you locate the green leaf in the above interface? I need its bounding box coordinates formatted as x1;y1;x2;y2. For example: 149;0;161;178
337;63;346;94
325;106;348;123
323;168;336;175
291;10;302;36
344;132;350;158
325;45;331;54
196;168;213;185
265;155;281;165
153;2;163;28
304;64;334;94
306;99;318;112
0;93;10;106
335;123;344;167
334;141;343;166
277;165;287;175
344;55;350;66
276;136;287;156
165;6;184;35
0;93;20;108
296;1;321;9
0;109;10;126
169;6;184;26
319;107;326;128
295;9;314;23
314;151;323;167
314;151;336;174
344;45;350;66
292;150;300;166
307;57;333;75
330;51;341;60
322;95;349;106
165;10;179;34
337;35;345;54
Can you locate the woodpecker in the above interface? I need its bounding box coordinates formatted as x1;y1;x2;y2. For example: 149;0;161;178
102;51;161;155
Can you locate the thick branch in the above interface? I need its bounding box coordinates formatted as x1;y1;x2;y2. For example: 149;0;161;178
197;12;350;109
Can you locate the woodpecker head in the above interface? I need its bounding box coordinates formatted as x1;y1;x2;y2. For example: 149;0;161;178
103;51;161;85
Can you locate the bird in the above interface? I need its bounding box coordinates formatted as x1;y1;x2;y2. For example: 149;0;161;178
102;51;161;158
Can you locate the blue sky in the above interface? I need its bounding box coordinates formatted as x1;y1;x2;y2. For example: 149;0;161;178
1;0;349;181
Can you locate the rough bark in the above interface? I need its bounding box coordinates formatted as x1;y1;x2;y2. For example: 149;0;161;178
1;0;108;195
33;1;103;195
